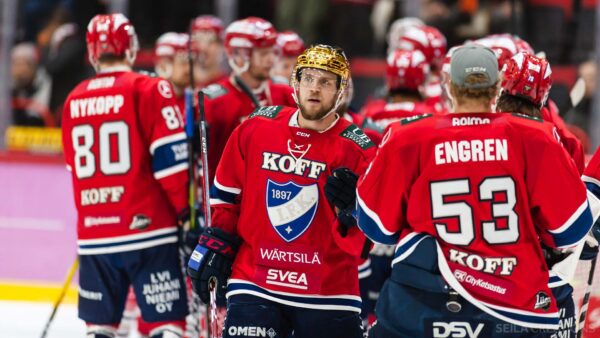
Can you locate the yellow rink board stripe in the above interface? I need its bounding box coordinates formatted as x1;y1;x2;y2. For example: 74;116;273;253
0;280;78;304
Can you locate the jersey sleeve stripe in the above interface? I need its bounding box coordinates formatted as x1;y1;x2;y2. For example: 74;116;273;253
154;162;188;180
391;233;429;266
214;179;242;194
210;183;239;205
587;189;600;222
152;138;188;178
356;193;399;245
548;200;592;248
149;132;187;155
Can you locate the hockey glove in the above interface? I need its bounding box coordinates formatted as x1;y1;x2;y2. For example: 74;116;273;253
177;207;205;262
581;218;600;260
187;227;241;303
325;168;359;237
325;168;359;211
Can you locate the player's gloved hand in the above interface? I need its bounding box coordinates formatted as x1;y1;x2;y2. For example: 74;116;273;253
187;227;241;303
177;207;204;261
325;168;359;210
581;218;600;260
325;168;359;237
542;243;573;269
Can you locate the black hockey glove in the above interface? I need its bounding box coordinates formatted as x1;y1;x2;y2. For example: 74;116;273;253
581;218;600;260
325;168;359;211
325;168;359;237
187;227;241;303
541;243;572;269
177;207;204;262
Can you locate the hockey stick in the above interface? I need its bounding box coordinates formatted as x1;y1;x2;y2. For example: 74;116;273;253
40;256;79;338
186;28;212;338
563;77;586;124
233;75;262;108
577;257;597;338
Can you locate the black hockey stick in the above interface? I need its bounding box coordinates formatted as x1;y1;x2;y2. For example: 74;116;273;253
186;26;214;338
40;256;79;338
233;75;262;108
577;257;597;336
577;257;597;338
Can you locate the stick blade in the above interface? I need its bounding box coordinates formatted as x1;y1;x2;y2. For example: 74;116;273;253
570;77;586;109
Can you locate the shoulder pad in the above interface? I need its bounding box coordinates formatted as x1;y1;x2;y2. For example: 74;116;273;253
248;106;284;119
511;112;543;122
137;70;158;77
400;113;433;125
202;83;228;99
339;124;375;150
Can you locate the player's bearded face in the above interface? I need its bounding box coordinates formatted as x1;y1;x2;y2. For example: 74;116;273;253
249;47;276;81
297;68;339;120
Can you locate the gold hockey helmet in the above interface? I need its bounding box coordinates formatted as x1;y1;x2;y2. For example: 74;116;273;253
293;44;350;91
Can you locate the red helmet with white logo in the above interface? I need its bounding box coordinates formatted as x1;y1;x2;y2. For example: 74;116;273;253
155;32;190;59
501;52;552;107
398;25;447;71
386;49;430;91
191;15;224;42
276;31;305;57
224;17;277;57
474;34;517;70
86;14;139;68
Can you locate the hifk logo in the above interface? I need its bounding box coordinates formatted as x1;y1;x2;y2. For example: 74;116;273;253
266;180;318;242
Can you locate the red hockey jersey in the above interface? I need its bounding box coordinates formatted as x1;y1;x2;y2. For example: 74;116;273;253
210;106;375;313
62;70;189;255
356;112;592;330
363;101;436;133
541;100;585;173
202;77;295;184
582;148;600;222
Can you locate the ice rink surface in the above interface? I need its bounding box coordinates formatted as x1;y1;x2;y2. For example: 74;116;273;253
0;300;84;338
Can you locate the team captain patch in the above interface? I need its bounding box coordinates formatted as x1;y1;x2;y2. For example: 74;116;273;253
339;124;374;150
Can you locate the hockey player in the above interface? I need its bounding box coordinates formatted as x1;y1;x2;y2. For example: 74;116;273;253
350;45;593;337
190;15;228;88
495;51;592;338
62;14;190;338
363;49;435;134
187;44;375;338
202;17;295;184
271;31;305;84
396;24;447;113
497;52;585;172
154;32;192;114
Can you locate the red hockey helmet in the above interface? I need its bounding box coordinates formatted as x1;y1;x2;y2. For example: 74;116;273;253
386;49;430;91
387;17;425;53
224;17;277;57
474;34;517;70
155;32;190;59
501;52;553;107
397;25;447;71
513;36;534;54
191;15;224;42
86;14;138;68
276;31;305;57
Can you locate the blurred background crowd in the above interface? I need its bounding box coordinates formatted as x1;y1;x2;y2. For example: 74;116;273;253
1;0;599;152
